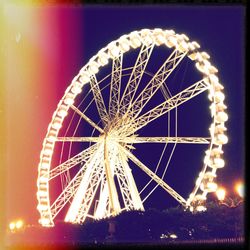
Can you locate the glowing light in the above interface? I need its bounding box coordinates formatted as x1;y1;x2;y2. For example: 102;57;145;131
108;42;120;58
170;234;178;239
129;31;141;48
39;218;51;225
37;204;48;211
209;74;219;84
153;29;165;46
40;163;50;169
209;65;218;74
37;190;47;197
201;51;210;60
166;35;177;48
216;187;226;201
177;40;189;52
9;222;16;230
43;148;53;156
196;205;207;212
214;91;225;102
39;176;48;182
15;220;24;229
119;36;130;52
80;71;90;83
64;97;74;105
97;51;109;66
71;85;82;94
187;42;196;52
215;133;228;145
88;61;99;75
213;158;225;168
235;182;244;198
141;29;153;46
51;122;61;130
57;109;68;118
191;41;200;49
206;182;218;192
179;33;189;41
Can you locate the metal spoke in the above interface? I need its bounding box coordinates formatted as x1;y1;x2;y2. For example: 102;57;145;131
118;143;187;206
49;144;101;219
119;44;154;116
109;53;123;118
70;104;104;133
89;75;110;126
56;137;100;143
119;79;209;136
126;49;187;119
50;167;88;220
49;144;98;180
120;136;210;144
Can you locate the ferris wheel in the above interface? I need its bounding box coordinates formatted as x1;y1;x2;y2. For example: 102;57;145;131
37;28;228;227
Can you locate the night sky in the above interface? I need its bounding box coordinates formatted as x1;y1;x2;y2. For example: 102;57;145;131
2;3;244;230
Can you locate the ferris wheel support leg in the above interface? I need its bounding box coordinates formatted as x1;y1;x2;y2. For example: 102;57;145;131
104;135;121;216
94;155;117;219
119;150;144;211
94;177;109;219
75;166;105;223
64;145;104;223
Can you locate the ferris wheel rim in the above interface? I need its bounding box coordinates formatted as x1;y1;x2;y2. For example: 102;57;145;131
37;28;228;226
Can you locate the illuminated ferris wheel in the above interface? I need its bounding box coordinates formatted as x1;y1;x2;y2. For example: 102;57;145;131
37;28;228;227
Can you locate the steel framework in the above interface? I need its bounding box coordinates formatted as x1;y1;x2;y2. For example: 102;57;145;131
37;28;228;226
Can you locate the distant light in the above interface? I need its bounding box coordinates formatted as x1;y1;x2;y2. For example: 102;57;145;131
235;182;244;198
15;32;21;43
9;222;16;230
216;188;226;201
15;220;24;229
170;234;178;239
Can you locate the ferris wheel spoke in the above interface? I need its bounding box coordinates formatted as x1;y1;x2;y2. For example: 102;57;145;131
89;75;110;126
118;144;187;206
109;53;123;118
70;104;104;133
50;172;84;220
124;79;209;136
120;136;211;144
55;137;100;143
119;44;154;116
126;49;187;119
49;147;101;219
49;144;98;180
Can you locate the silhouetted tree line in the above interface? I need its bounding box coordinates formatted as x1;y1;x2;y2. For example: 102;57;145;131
9;202;244;245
